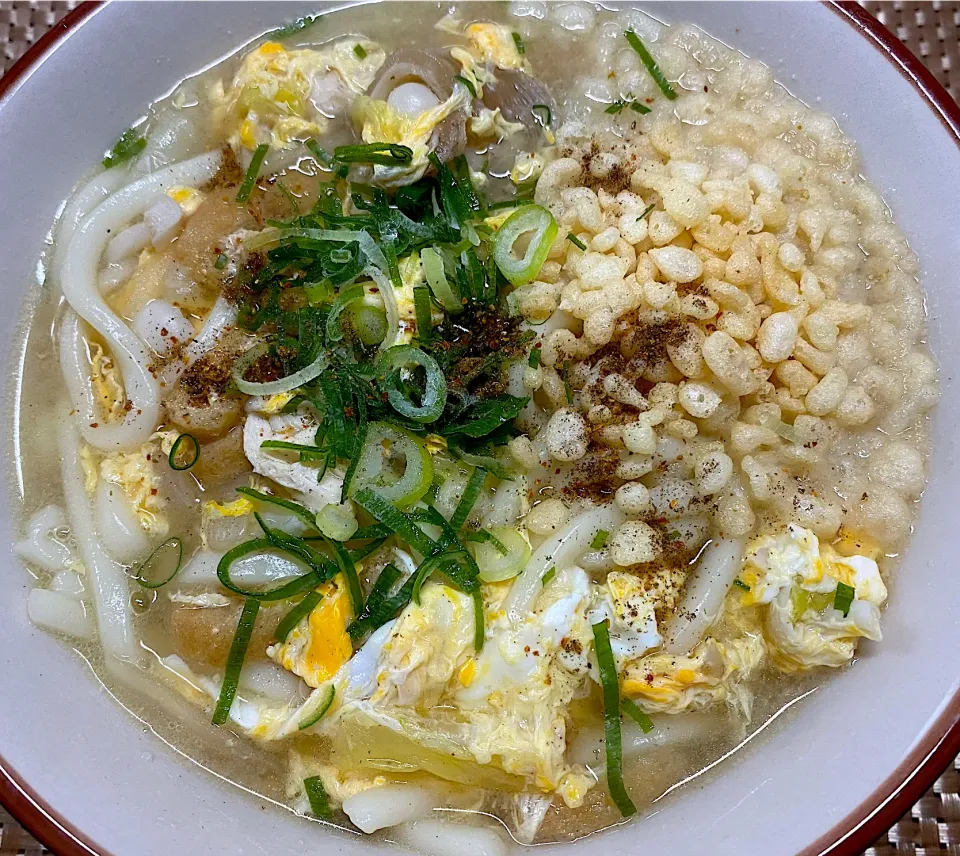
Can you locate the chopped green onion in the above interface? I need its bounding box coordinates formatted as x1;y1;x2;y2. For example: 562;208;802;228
567;232;587;251
303;775;332;818
306;139;333;167
212;598;260;725
297;683;336;730
348;301;388;346
353;488;435;555
733;578;751;592
333;143;413;166
276;181;300;214
214;253;228;270
512;31;526;55
348;564;416;640
411;549;472;604
472;588;485;652
625;30;677;100
638;203;655;220
353;43;367;59
450;466;487;531
271;15;320;38
376;345;448;423
236;144;269;203
621;697;655;734
590;529;609;550
472;526;529;583
132;537;183;589
102;128;146;169
168;434;200;471
260;440;329;466
528;346;542;368
531;104;552;127
592;620;637;817
421;247;461;313
275;590;323;642
315;504;358;542
455;74;477;98
834;581;855;617
216;536;331;601
541;566;556;586
486;196;533;210
236;487;319;532
562;365;574;404
350;422;434;508
492;204;558;287
321;535;364;615
605;100;628;115
413;285;433;344
325;283;364;343
629;100;651;114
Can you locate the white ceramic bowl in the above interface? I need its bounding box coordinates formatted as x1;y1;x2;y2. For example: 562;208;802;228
1;3;958;854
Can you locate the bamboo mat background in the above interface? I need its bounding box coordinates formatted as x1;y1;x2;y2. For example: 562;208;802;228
0;0;956;853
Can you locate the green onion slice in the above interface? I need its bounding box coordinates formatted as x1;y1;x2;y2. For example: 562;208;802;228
630;100;651;114
353;488;435;555
733;578;751;592
216;537;331;601
303;775;333;818
376;344;447;423
353;43;367;59
421;247;461;313
472;527;530;583
212;598;260;725
541;566;556;587
236;487;319;532
348;564;416;640
325;283;364;343
450;466;487;531
638;203;655;220
275;590;323;642
621;697;654;734
102;128;146;169
168;434;199;471
492;204;558;286
214;253;228;270
528;346;542;368
455;74;477;98
333;142;413;166
236;143;269;203
624;30;677;100
567;232;587;251
590;529;610;550
348;300;388;346
321;535;364;616
834;581;855;617
306;139;333;167
132;537;183;589
349;422;434;509
413;285;433;343
531;104;552;127
472;588;485;652
512;31;525;55
297;683;336;731
232;340;329;397
592;620;637;817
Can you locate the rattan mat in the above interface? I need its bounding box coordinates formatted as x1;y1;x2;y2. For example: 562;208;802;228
0;1;956;853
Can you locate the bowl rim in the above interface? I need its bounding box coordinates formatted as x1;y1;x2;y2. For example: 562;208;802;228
0;2;958;854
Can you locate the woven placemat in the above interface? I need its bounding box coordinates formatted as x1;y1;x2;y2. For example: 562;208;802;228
0;1;956;854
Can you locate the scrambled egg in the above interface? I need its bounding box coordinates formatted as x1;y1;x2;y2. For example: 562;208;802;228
89;342;126;423
242;410;344;511
313;569;597;807
97;431;177;538
267;576;354;688
621;635;765;717
166;186;205;216
469;107;525;142
739;524;887;671
212;40;385;151
352;87;470;187
465;23;526;70
510;151;547;186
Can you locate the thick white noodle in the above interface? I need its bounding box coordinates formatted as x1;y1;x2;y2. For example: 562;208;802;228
184;295;239;364
396;819;509;856
60;151;222;451
503;504;624;623
663;537;746;655
59;412;137;661
342;784;441;833
52;166;133;290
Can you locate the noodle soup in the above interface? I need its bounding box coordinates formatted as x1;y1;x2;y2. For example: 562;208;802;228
11;3;938;851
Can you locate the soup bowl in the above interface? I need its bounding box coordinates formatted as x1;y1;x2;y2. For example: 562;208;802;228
0;2;958;854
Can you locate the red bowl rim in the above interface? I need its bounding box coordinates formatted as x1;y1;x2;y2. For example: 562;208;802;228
0;2;958;854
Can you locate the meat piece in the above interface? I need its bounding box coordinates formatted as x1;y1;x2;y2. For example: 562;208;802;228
170;599;285;668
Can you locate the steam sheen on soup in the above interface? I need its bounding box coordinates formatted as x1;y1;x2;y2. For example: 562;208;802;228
11;3;939;852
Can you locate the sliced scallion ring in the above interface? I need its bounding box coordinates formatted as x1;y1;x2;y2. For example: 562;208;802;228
133;537;184;589
376;345;447;423
492;204;558;286
325;283;364;343
348;300;388;346
212;597;260;726
471;526;530;583
297;682;336;730
168;434;200;471
349;422;434;508
231;341;329;397
421;247;461;313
